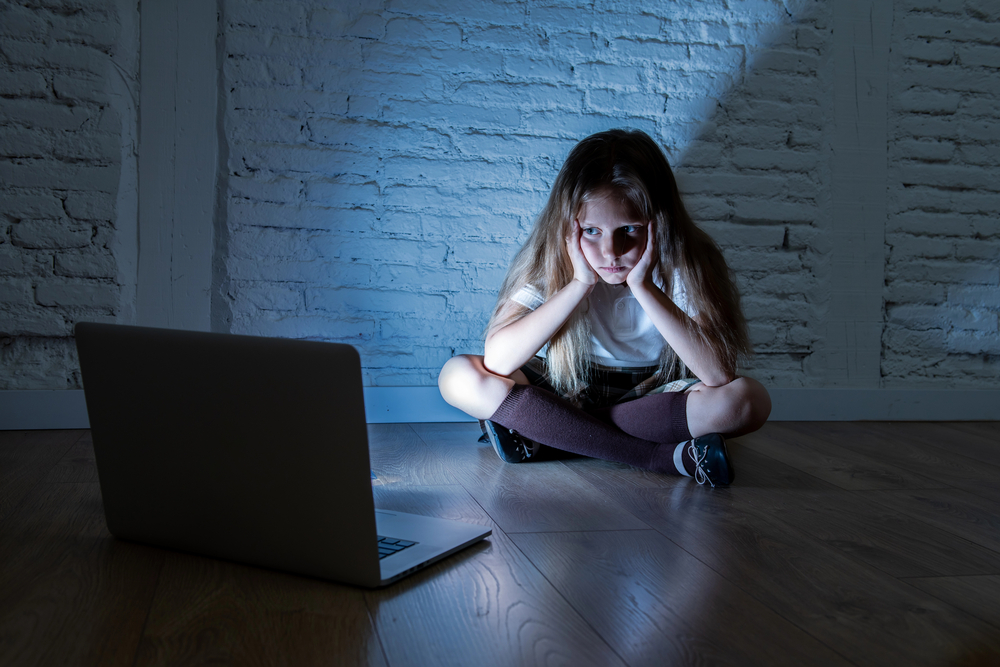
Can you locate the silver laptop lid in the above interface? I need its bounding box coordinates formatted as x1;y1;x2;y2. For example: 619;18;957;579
75;323;383;587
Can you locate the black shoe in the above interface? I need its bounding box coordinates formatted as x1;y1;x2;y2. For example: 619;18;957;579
687;434;734;487
480;419;537;463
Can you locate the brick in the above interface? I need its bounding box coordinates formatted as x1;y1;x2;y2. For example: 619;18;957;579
0;70;49;98
893;139;956;162
375;264;465;292
35;280;118;308
0;5;49;39
503;54;574;82
957;44;1000;69
887;260;1000;285
237;285;303;311
882;276;946;305
52;131;120;162
899;39;955;65
887;233;955;260
304;181;378;206
752;49;818;74
611;38;688;64
573;62;643;89
0;278;32;305
230;87;346;115
0;98;99;132
11;220;92;249
894;89;961;115
947;329;1000;355
230;225;315;260
230;143;375;176
229;199;375;231
54;250;116;278
382;157;521;188
731;200;820;225
236;314;375;341
730;148;820;173
0;127;52;158
49;9;120;48
0;309;70;336
227;0;307;34
948;285;1000;309
465;25;548;51
0;40;109;75
383;17;460;45
384;100;520;130
317;235;449;265
230;175;303;204
386;0;526;25
899;163;999;192
0;161;120;192
0;193;65;219
64;192;115;220
306;287;446;315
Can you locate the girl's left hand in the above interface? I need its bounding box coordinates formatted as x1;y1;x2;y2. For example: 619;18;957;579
626;220;657;290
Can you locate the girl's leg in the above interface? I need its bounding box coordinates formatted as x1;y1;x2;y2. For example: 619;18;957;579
593;376;771;441
684;377;772;438
438;354;529;420
489;383;684;475
591;391;692;443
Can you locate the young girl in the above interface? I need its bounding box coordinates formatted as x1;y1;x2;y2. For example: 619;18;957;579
438;129;771;486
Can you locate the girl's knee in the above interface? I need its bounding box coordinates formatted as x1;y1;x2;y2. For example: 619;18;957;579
732;377;771;433
439;354;483;399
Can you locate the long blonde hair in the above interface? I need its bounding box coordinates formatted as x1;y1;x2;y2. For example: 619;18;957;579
488;129;750;400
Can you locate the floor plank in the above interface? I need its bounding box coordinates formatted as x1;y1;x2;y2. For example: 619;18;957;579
738;423;943;491
0;430;84;522
412;423;650;534
134;553;386;667
366;484;627;667
746;488;1000;578
43;430;99;484
591;483;1000;666
368;423;456;486
782;421;1000;506
0;482;163;667
860;488;1000;554
511;529;851;666
904;575;1000;631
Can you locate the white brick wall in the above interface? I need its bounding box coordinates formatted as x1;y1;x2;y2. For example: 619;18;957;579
884;0;1000;387
3;0;998;395
220;0;821;386
1;0;138;390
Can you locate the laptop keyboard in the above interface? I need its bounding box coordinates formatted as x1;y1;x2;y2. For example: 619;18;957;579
377;535;417;559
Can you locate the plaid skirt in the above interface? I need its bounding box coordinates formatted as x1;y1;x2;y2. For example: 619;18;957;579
520;356;700;410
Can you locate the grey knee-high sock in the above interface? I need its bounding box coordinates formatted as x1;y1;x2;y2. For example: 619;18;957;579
489;384;685;475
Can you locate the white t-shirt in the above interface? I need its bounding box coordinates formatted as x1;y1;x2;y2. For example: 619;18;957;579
511;270;697;367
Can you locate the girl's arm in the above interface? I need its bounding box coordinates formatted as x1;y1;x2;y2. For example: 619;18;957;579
627;223;735;387
484;220;597;377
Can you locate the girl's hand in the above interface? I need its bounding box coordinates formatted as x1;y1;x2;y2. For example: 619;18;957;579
567;219;599;286
626;220;657;290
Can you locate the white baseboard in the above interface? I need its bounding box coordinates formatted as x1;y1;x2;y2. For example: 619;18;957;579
1;387;998;430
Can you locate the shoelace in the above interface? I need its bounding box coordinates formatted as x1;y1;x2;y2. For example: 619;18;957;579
687;441;714;487
509;428;532;458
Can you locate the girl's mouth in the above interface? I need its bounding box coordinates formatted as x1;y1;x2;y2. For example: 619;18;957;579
601;266;627;273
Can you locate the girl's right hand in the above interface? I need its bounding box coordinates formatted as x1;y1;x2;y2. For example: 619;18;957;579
567;219;599;286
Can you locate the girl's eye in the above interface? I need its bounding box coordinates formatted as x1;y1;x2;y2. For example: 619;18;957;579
582;228;599;236
622;225;641;233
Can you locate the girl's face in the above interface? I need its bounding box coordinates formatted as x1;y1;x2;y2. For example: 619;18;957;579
575;196;648;285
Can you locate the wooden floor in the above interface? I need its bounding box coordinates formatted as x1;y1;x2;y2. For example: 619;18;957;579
2;422;1000;666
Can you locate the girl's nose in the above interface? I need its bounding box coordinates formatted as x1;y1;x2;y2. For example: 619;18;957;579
600;235;617;259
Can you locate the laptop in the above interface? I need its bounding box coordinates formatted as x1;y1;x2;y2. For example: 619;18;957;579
75;322;490;587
